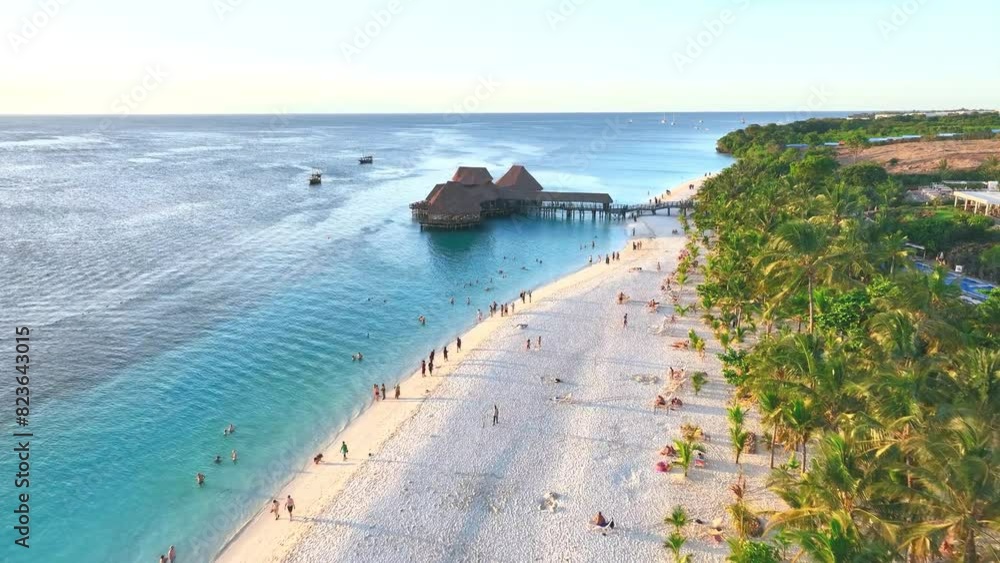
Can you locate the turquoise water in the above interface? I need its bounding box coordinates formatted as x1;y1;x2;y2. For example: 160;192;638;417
0;113;840;561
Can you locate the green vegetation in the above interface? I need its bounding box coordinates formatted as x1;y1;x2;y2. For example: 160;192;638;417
691;371;708;394
664;505;691;562
696;129;1000;561
882;206;1000;282
717;112;1000;156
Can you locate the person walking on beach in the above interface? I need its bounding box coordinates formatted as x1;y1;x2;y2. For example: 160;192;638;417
381;383;387;400
231;449;238;463
605;256;610;265
456;336;462;351
167;545;176;563
443;345;449;361
270;499;280;520
428;361;434;376
529;290;532;302
340;441;349;461
394;384;401;399
429;349;435;365
493;404;499;426
623;313;628;328
526;338;531;351
537;335;542;349
421;359;426;377
477;309;483;322
373;384;381;401
285;495;295;521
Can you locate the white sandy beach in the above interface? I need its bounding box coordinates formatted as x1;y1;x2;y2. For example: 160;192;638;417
217;175;779;563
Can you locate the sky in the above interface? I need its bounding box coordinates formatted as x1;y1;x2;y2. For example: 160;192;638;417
1;0;998;114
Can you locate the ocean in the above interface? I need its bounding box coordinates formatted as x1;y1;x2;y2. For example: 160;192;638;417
0;112;836;562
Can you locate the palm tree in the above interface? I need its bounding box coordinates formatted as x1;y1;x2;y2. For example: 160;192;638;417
782;398;816;471
756;388;784;469
728;405;747;427
897;417;1000;563
664;532;690;563
665;504;689;533
730;424;750;465
759;221;841;333
673;439;706;477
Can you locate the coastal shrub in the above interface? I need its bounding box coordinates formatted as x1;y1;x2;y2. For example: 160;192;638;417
839;161;888;189
691;371;708;394
665;504;689;533
725;539;780;563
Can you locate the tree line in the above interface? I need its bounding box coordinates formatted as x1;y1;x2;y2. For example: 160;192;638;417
692;140;999;561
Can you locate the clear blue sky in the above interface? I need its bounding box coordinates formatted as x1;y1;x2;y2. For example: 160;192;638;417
2;0;998;114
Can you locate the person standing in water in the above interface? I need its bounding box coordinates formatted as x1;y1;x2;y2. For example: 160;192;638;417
285;495;295;521
340;441;349;461
492;404;499;426
196;472;205;486
231;449;238;463
167;545;176;563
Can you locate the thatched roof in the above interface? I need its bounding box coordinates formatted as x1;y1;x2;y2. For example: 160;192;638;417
451;166;493;186
425;181;497;216
495;165;544;192
419;165;612;222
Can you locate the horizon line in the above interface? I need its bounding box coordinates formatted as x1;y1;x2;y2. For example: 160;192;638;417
3;108;997;118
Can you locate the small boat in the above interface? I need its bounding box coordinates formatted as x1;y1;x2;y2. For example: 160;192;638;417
661;113;667;124
309;171;322;185
358;154;374;165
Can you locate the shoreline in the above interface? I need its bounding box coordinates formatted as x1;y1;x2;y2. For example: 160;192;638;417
215;175;718;562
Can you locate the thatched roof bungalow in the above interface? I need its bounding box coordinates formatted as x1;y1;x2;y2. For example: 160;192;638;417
411;165;612;229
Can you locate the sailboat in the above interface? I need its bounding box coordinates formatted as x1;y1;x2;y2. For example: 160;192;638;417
670;114;676;126
661;113;667;124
